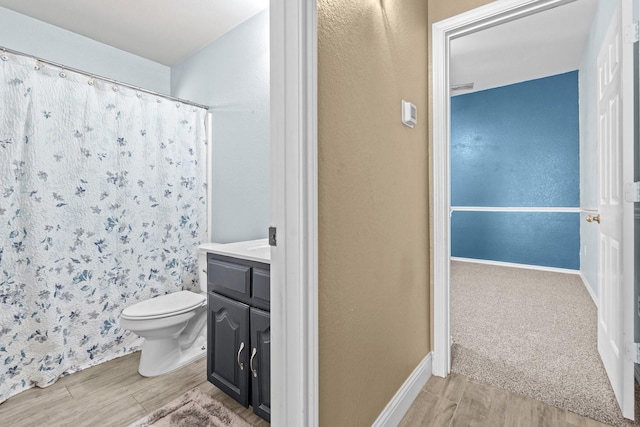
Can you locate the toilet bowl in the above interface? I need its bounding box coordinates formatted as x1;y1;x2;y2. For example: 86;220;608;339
119;289;207;377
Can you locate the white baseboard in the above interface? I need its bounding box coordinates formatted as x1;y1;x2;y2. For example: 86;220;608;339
371;352;432;427
450;257;580;275
579;272;598;308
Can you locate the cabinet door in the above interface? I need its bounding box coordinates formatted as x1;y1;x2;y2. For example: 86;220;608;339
208;293;250;407
250;308;271;422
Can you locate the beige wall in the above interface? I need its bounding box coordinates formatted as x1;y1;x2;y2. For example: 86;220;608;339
316;0;500;424
317;0;430;425
428;0;493;24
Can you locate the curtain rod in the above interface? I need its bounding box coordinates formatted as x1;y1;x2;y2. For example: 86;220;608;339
0;46;210;110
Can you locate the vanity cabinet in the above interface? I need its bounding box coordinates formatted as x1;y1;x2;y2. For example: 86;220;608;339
206;253;271;422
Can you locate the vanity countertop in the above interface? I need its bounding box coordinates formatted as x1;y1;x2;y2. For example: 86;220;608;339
198;239;270;264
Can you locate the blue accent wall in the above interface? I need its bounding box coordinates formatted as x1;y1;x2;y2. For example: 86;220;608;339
451;212;580;270
451;72;580;270
451;72;579;207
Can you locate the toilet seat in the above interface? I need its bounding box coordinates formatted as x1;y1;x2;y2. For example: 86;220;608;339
121;290;206;320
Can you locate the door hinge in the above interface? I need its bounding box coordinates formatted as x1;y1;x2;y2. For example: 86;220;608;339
624;182;640;203
624;21;639;44
635;343;640;364
268;226;277;247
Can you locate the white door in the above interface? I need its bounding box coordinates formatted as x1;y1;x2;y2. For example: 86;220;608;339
595;3;634;419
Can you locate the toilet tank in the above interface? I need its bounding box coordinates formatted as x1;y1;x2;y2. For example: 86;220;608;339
197;251;207;293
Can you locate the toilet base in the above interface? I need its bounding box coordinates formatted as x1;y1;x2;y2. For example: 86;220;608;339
138;333;207;377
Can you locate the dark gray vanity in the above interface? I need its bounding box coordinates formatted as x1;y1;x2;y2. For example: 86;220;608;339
199;241;271;422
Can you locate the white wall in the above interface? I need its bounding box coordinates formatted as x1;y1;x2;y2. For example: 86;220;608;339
171;10;269;243
635;0;640;343
578;0;619;300
0;7;170;93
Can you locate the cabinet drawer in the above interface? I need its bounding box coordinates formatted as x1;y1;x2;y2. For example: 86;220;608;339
252;268;270;311
208;256;251;302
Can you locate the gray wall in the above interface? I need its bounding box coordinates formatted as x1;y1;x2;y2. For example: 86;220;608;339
0;7;170;93
578;0;619;300
171;10;269;243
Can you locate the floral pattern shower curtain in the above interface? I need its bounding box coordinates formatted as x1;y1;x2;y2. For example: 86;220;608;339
0;53;207;402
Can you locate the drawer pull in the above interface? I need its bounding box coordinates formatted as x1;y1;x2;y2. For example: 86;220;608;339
237;342;245;370
250;348;258;378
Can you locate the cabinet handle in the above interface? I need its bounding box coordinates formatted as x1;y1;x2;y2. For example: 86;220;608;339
250;348;258;378
237;342;245;370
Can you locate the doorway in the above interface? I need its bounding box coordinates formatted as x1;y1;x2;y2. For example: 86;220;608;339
432;0;636;420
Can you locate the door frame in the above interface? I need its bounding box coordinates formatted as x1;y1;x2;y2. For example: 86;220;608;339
432;0;635;401
619;0;636;418
269;0;319;426
432;0;581;378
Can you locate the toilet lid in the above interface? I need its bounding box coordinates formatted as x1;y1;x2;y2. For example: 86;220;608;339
121;291;206;319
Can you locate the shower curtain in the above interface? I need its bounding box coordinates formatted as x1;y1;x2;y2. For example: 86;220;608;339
0;52;207;403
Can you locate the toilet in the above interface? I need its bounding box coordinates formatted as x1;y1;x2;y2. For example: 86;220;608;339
119;280;207;377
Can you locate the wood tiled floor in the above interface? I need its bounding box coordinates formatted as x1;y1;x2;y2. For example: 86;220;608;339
0;351;268;427
400;372;612;427
0;352;613;427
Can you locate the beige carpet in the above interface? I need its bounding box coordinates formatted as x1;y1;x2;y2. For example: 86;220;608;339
450;261;638;427
129;388;251;427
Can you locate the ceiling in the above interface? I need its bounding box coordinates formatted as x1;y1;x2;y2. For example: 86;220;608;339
450;0;598;95
0;0;596;84
0;0;268;66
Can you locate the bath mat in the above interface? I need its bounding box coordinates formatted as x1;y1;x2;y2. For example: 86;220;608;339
129;388;251;427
